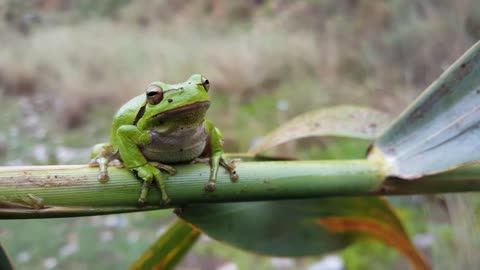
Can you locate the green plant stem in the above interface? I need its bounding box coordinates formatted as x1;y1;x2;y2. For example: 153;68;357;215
0;160;479;218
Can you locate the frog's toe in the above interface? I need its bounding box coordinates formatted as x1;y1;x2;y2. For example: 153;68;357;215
88;159;99;167
89;156;112;184
230;172;239;182
150;162;177;175
166;167;177;176
204;182;216;192
160;197;171;206
220;159;239;182
173;207;184;216
98;172;110;183
137;198;146;207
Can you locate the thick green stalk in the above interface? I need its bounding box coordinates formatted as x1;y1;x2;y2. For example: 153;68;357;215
0;160;479;218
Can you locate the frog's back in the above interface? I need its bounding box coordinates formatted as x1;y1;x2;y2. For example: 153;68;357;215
110;94;145;146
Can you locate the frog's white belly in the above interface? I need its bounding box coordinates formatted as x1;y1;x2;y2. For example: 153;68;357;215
140;123;207;163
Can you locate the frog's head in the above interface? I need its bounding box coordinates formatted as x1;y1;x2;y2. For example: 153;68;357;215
140;74;211;126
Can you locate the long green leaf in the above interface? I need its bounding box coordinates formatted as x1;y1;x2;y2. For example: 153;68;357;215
180;197;429;269
249;105;391;155
130;219;200;270
370;41;480;179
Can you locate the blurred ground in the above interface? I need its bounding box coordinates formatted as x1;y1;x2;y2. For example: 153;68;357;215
0;0;479;269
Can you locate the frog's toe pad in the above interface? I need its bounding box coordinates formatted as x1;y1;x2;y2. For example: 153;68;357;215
98;172;110;183
230;172;239;182
204;182;216;192
137;198;146;207
160;198;171;206
88;159;99;167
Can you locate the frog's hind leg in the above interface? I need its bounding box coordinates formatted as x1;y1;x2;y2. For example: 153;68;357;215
134;164;171;206
148;161;177;205
89;143;123;183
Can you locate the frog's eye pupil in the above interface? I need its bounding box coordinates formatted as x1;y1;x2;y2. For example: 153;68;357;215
146;85;164;105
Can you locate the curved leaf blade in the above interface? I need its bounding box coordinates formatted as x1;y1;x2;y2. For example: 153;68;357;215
249;105;392;154
130;219;200;270
370;41;480;179
180;197;428;269
317;217;429;270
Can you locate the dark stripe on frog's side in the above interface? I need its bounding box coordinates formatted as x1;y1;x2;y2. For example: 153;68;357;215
132;104;147;126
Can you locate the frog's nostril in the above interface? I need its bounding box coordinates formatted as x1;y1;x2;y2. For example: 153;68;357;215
168;98;173;103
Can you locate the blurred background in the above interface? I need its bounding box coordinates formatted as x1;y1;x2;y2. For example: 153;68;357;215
0;0;479;269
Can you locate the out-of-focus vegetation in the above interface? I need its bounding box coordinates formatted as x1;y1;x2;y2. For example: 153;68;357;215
0;0;479;269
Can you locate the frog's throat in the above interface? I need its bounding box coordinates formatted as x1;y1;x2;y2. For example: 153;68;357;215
150;100;210;120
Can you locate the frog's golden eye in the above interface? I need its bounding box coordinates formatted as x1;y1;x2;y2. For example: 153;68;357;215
201;77;210;92
146;85;164;105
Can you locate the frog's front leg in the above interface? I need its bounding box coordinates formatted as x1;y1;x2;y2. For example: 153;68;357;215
204;121;238;192
116;125;170;205
89;143;123;183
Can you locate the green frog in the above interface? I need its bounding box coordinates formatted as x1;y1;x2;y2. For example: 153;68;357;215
89;74;238;205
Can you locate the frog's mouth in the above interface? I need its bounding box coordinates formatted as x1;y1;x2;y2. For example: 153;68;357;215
151;100;211;121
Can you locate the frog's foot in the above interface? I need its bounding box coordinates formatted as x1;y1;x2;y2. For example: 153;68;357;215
149;161;177;175
89;157;124;183
203;156;239;192
192;157;237;180
89;157;111;183
204;181;216;192
89;143;122;183
220;158;239;182
134;163;170;206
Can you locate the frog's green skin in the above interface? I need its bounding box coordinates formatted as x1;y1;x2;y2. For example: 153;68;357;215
90;74;238;205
